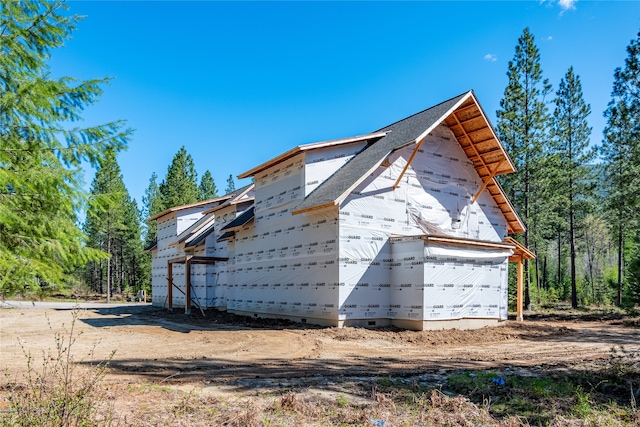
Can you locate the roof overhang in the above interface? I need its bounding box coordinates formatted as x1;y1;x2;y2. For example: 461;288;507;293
203;184;255;214
442;92;525;234
148;196;230;222
505;237;536;261
237;131;388;179
220;207;255;233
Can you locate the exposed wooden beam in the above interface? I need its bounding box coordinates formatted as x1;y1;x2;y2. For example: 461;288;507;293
167;255;227;265
453;126;490;142
424;235;515;250
462;136;496;149
467;146;503;161
450;112;487;180
393;138;426;189
451;103;478;116
472;159;504;204
448;113;483;128
516;258;524;322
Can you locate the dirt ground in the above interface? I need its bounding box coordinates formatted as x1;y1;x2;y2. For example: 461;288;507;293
2;304;639;395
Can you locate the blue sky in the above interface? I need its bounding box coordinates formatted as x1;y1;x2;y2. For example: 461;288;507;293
51;1;640;211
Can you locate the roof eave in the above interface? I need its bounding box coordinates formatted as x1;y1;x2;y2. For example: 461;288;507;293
237;132;388;179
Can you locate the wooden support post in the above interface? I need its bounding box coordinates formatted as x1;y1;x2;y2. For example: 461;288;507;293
185;257;192;315
516;257;523;322
167;261;173;311
471;159;504;204
393;138;425;189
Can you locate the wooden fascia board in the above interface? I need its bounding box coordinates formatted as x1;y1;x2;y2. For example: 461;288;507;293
291;201;337;216
176;218;215;244
491;180;526;233
413;91;474;147
505;237;536;259
167;255;189;264
203;185;255;214
467;91;517;174
423;235;516;251
203;200;231;215
229;184;255;203
230;196;255;205
148;198;226;222
237;147;302;179
238;132;387;179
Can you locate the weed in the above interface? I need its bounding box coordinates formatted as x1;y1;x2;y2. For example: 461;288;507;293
572;385;593;418
336;393;349;407
0;309;115;427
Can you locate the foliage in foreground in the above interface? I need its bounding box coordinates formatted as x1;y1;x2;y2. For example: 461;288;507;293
0;1;130;298
5;349;640;426
1;310;115;427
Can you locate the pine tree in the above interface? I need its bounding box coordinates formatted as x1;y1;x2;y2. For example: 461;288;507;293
0;2;130;298
496;28;552;310
159;146;199;208
601;29;640;306
141;172;163;247
118;197;145;294
199;170;218;200
84;149;128;302
550;67;595;309
225;174;236;194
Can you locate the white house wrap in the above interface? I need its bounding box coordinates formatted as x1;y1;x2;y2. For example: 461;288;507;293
147;90;532;330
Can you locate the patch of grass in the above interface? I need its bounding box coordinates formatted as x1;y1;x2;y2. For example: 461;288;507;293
336;393;349;407
443;348;640;426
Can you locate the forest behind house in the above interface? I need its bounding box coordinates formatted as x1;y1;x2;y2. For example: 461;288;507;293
1;3;640;314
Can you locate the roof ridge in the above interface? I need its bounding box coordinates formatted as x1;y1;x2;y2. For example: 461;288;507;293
373;90;472;133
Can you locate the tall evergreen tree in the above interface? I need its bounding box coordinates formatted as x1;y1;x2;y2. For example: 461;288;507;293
141;172;163;247
159;146;199;208
199;170;218;200
550;67;594;309
117;197;145;294
0;2;129;298
601;29;640;306
225;174;236;194
84;149;136;302
496;28;552;310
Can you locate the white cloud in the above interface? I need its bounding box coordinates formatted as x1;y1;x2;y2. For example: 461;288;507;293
484;54;497;62
547;36;553;41
558;0;577;11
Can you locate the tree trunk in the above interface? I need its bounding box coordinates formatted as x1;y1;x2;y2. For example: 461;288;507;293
542;255;548;291
569;208;577;309
617;222;623;306
524;167;531;311
106;219;111;304
557;230;562;289
119;246;124;294
99;259;104;294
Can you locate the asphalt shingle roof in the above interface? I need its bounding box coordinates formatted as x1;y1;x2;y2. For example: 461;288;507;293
293;91;470;213
220;207;255;232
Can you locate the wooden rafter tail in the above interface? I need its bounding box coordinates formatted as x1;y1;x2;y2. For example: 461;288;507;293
450;112;488;177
